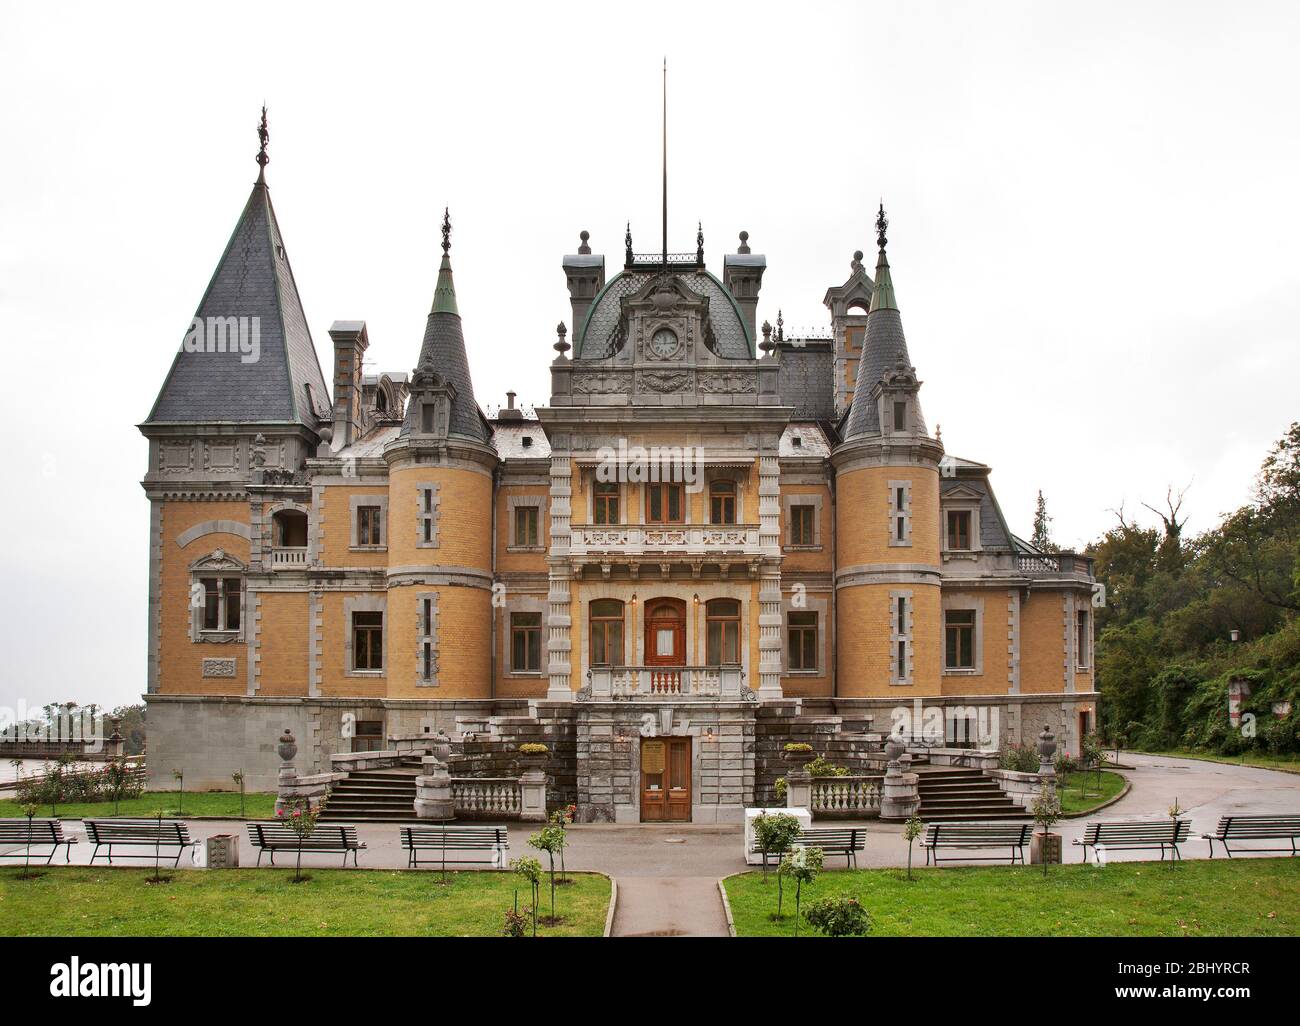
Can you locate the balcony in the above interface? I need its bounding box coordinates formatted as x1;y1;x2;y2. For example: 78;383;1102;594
1016;551;1094;579
568;524;764;567
271;546;309;570
586;665;749;701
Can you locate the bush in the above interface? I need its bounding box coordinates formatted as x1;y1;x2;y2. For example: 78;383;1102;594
15;761;144;808
999;742;1040;773
803;895;872;937
806;756;848;778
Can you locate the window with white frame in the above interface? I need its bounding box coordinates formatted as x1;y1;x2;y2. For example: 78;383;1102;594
889;482;912;547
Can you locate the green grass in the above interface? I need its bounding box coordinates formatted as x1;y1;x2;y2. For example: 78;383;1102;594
0;866;610;937
0;791;276;820
1135;749;1300;774
725;857;1300;936
1057;770;1126;815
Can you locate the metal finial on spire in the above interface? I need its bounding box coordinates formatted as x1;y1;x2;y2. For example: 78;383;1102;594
255;105;270;181
696;221;703;264
876;201;888;250
441;208;452;255
625;222;633;264
662;58;668;268
777;309;784;342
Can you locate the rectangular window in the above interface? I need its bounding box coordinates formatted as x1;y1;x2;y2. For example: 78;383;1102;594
590;600;625;666
893;401;908;432
947;509;972;550
357;505;381;545
1076;609;1090;668
421;404;435;433
892;591;912;684
646;483;684;524
890;483;911;545
945;609;976;669
788;611;818;671
710;481;736;524
593;481;619;525
352;720;383;754
790;504;816;546
514;506;540;547
353;610;383;671
200;577;241;632
511;612;542;672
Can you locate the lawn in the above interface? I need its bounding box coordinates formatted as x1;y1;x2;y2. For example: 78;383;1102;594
1057;770;1126;815
0;866;610;937
724;858;1300;937
0;790;276;820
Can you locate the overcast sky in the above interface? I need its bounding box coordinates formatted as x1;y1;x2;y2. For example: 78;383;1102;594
2;0;1297;713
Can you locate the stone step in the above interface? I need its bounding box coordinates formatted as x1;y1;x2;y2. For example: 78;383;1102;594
920;810;1032;822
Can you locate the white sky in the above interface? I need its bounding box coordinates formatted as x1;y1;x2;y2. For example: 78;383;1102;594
1;0;1297;712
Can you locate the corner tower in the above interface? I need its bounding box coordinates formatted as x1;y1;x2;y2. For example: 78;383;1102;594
383;211;497;698
831;206;944;697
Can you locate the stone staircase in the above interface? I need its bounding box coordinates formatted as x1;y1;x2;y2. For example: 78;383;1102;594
317;766;418;824
916;767;1030;822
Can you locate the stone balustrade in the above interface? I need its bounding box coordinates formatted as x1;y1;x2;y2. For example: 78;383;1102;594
568;523;762;560
588;665;747;700
809;775;885;818
451;777;523;818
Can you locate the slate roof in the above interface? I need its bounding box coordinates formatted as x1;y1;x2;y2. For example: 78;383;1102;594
491;421;551;459
575;269;753;360
842;246;919;439
398;252;490;443
146;179;329;428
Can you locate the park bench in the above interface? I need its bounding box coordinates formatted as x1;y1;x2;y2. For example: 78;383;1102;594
247;822;366;867
0;818;79;864
748;827;867;869
1202;814;1300;858
400;825;510;868
85;819;194;867
922;822;1032;865
1072;819;1191;862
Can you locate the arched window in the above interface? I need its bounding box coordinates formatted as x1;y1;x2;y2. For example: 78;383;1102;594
709;479;736;524
375;389;389;413
272;509;308;547
589;599;625;666
706;598;741;665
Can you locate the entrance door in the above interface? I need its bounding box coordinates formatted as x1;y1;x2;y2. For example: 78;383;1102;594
640;736;692;822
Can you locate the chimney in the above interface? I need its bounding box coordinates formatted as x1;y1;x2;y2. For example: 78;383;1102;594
328;321;369;447
498;390;524;421
563;230;605;344
723;231;766;343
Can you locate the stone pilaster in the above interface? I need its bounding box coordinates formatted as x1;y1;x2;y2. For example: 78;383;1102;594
546;454;574;701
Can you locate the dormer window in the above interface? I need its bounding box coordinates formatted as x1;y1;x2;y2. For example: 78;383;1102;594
893;400;909;432
421;403;436;433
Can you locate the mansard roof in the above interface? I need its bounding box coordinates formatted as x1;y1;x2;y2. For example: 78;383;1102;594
574;269;754;360
145;178;329;429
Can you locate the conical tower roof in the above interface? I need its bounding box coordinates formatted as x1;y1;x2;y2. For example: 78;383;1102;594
842;204;920;439
399;210;489;442
146;110;329;429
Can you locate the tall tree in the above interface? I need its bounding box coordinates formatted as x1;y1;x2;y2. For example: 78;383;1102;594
1031;490;1057;552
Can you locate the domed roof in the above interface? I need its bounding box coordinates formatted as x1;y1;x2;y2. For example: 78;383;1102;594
573;269;753;360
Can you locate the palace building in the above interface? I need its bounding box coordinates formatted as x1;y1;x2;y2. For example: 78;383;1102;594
140;117;1099;823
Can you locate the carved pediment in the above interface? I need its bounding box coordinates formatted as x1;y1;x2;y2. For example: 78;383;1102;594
942;484;984;502
189;548;248;573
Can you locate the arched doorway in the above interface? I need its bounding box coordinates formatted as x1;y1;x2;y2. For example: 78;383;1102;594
643;597;686;668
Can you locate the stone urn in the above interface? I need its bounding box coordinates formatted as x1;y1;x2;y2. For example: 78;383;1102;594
1037;725;1057;780
517;746;549;772
884;734;907;772
277;728;297;765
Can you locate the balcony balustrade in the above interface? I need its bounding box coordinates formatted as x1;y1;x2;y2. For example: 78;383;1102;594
271;546;309;570
586;664;748;701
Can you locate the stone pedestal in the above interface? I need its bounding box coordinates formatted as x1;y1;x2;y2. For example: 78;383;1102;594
519;768;548;822
1031;831;1062;866
205;834;240;869
744;807;811;865
785;767;812;811
414;754;455;821
274;728;298;816
879;770;921;820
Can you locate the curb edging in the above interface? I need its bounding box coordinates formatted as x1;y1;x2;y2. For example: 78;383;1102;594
1060;772;1132;819
717;877;737;938
603;876;618;937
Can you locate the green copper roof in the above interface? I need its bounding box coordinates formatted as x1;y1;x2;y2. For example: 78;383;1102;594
868;247;898;312
431;253;459;315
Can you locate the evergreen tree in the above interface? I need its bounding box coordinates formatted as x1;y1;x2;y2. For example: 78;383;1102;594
1031;490;1057;552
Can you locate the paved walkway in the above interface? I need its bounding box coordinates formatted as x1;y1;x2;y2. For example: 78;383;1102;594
5;751;1298;933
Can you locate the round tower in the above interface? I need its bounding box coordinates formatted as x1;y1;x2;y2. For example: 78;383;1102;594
384;211;497;699
832;206;944;698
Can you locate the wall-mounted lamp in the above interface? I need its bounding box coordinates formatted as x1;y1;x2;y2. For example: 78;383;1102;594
693;593;700;606
1230;629;1241;643
703;726;716;743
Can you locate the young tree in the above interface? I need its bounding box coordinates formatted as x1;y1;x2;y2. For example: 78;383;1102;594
510;856;542;936
778;845;824;936
528;825;566;922
19;803;40;880
752;811;803;917
902;813;924;881
1030;784;1062;877
278;796;321;883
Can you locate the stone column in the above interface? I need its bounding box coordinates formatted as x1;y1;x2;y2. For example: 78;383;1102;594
879;733;920;820
274;727;298;815
414;731;455;821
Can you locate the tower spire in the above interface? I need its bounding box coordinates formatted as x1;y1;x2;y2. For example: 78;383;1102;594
432;207;458;315
255;105;270;183
662;57;668;267
869;201;898;312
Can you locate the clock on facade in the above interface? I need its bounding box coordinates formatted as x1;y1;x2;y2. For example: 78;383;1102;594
649;327;680;358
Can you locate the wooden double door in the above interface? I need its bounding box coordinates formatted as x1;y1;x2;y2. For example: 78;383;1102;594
640;736;691;822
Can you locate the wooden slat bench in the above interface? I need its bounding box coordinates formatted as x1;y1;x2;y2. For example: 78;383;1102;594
247;822;366;867
85;819;194;867
0;819;79;864
1073;819;1191;862
748;828;867;869
400;825;510;868
922;822;1032;865
1202;814;1300;858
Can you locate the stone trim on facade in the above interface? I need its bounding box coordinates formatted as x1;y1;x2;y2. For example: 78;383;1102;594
502;593;547;677
416;481;440;549
781;590;829;675
506;494;547;552
781;492;823;550
887;479;912;547
940;592;985;675
349;494;389;550
415;590;439;687
889;588;914;684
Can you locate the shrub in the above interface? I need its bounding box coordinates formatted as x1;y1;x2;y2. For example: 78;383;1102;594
803;895;872;937
518;743;549;754
999;742;1040;773
806;756;848;778
783;743;813;753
